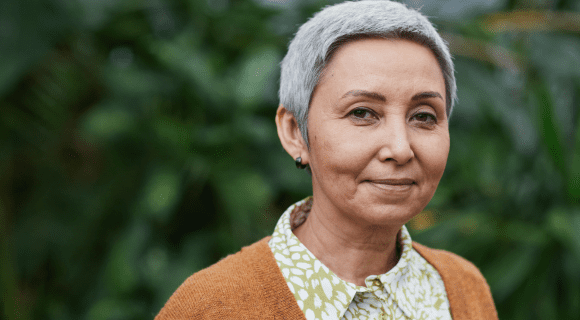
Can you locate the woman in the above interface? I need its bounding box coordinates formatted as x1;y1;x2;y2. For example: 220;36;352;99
156;1;498;319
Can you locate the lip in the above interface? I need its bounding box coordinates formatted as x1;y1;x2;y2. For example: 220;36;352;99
370;179;415;185
365;179;416;192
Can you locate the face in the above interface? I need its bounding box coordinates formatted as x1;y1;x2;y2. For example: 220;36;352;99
305;38;449;227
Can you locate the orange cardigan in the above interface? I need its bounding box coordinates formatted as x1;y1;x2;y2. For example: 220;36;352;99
155;237;498;319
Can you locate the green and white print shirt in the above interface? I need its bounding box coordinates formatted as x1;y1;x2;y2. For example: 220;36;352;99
268;198;452;320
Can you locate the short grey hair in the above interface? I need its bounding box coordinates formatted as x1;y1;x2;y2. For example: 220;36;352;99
279;0;456;147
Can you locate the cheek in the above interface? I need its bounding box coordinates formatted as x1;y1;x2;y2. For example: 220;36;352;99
310;126;371;176
415;133;449;179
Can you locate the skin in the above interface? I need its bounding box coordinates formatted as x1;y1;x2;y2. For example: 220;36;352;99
275;38;449;287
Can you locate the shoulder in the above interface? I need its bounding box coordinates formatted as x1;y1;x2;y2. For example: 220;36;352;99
185;236;273;288
412;242;486;283
412;242;499;320
155;237;296;320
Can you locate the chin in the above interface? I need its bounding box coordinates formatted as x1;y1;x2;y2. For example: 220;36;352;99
353;202;422;228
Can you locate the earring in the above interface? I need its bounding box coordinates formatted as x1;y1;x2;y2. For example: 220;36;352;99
295;157;307;169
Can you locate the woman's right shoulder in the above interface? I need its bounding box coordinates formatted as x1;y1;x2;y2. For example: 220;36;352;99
154;236;286;319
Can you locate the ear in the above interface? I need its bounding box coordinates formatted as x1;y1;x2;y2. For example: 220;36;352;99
275;105;309;164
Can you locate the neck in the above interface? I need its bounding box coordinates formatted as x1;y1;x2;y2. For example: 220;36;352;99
292;201;401;287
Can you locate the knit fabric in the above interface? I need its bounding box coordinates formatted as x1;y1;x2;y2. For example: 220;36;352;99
268;197;451;320
155;237;498;319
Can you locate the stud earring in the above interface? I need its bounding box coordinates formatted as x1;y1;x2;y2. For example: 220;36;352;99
295;157;308;169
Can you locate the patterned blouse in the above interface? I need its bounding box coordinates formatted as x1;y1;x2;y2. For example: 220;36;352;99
268;197;452;320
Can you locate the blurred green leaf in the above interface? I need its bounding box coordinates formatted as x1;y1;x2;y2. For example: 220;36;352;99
105;222;149;294
569;210;580;263
486;246;537;302
135;167;182;223
147;35;229;106
234;46;282;108
80;103;136;141
568;114;580;202
0;1;73;98
532;74;567;181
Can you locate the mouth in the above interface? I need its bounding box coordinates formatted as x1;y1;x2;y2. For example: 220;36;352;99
365;179;416;192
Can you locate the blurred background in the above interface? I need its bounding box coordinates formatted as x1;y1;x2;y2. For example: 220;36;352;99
1;0;580;319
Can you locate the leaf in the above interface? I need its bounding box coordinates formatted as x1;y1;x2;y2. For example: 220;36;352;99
0;0;73;98
146;35;229;106
568;110;580;203
79;102;136;141
0;200;24;320
568;210;580;263
135;167;182;223
234;46;281;108
531;74;567;181
104;222;150;294
485;246;538;302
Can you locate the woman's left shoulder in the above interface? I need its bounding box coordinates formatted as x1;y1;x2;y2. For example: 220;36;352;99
412;242;499;320
412;242;486;281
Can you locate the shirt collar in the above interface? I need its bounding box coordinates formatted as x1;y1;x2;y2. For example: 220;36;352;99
270;197;419;319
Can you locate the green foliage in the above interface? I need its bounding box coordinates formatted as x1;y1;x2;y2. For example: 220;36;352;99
1;0;579;319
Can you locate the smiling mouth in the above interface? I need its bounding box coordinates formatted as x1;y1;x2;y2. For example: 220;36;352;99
366;179;416;192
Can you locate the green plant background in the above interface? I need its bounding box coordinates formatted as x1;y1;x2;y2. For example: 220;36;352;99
1;0;580;319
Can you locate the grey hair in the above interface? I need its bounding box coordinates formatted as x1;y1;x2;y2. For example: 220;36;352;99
279;0;456;147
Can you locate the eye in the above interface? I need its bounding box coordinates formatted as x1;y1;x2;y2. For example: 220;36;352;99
349;108;377;120
411;112;437;125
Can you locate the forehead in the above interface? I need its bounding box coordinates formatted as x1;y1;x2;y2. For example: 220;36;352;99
314;38;446;104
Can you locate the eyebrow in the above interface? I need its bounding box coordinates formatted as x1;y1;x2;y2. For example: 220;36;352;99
411;91;444;101
341;90;444;102
341;90;386;102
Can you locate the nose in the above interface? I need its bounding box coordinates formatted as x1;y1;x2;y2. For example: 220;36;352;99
377;119;414;165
